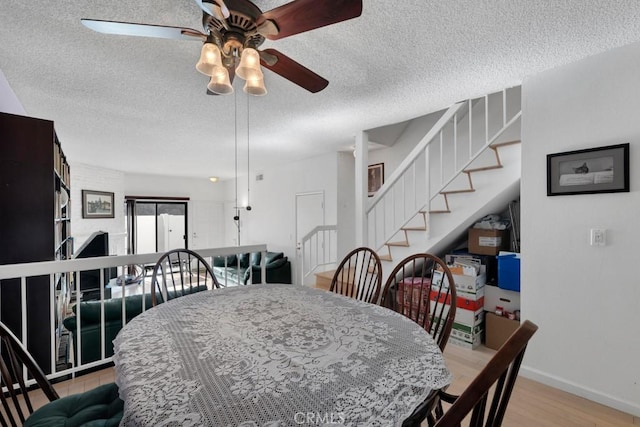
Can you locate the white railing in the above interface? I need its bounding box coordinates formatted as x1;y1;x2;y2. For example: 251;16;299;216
0;244;267;384
366;87;522;251
299;225;337;286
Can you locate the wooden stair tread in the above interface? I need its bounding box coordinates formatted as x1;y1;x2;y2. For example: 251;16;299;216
314;270;336;279
441;189;475;195
379;254;393;262
429;209;451;214
464;165;503;173
402;226;427;231
386;241;409;247
490;139;521;148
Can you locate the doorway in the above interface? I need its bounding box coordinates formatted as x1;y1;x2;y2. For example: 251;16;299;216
295;191;325;286
126;199;188;254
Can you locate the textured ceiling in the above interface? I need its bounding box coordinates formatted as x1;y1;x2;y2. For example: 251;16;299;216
2;1;640;181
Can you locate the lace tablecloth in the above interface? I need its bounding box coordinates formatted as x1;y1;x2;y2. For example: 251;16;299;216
113;283;452;426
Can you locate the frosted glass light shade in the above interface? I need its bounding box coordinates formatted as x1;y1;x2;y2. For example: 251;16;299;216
207;68;234;95
236;48;263;80
243;76;267;96
196;43;224;76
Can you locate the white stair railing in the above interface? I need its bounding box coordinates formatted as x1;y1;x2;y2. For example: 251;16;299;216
366;87;522;252
299;225;337;286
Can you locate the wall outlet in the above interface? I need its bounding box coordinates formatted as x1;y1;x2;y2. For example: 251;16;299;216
590;228;606;246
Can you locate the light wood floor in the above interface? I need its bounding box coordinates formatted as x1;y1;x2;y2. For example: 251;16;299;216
29;346;638;426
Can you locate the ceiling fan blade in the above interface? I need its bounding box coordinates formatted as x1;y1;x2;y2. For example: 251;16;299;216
81;19;206;41
194;0;230;20
257;0;362;40
260;49;328;93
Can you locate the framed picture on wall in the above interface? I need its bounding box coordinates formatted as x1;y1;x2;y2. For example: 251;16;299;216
368;163;384;197
547;143;629;196
82;190;115;218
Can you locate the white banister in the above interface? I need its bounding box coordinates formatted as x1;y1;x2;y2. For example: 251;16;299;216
0;244;268;383
299;225;337;286
366;87;521;253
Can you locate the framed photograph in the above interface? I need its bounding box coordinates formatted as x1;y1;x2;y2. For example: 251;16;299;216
547;143;629;196
368;163;384;197
82;190;115;218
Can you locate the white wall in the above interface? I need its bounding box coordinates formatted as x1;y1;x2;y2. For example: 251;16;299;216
225;151;339;282
71;163;127;255
0;69;26;115
521;41;640;416
71;164;226;254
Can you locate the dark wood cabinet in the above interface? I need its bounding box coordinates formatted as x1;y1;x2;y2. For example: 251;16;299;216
0;112;71;373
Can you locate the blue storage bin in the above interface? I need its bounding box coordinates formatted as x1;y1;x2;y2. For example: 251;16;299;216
497;253;520;292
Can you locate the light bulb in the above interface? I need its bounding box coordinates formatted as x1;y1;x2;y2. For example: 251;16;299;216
243;76;267;96
236;48;263;81
207;68;234;95
196;43;224;76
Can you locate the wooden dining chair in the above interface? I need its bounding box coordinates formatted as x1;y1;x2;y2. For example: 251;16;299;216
330;247;383;303
0;322;123;426
427;320;539;427
151;248;220;306
380;253;457;351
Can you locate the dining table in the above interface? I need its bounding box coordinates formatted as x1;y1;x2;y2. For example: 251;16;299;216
113;283;452;426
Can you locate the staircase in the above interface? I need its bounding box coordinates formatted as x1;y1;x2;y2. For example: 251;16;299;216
366;87;522;283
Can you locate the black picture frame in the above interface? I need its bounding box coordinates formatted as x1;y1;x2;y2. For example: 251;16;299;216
368;163;384;197
547;143;629;196
82;190;115;218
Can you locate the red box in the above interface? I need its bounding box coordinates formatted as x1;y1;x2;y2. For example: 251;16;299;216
429;290;484;311
397;277;431;323
397;277;431;307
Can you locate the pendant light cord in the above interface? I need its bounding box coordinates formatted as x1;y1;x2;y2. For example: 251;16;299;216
234;89;240;245
246;94;251;209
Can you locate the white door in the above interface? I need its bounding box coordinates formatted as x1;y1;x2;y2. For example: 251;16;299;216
295;191;325;286
190;201;224;249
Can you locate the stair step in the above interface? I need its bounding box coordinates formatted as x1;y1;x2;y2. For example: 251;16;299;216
379;254;393;262
402;226;427;231
386;241;410;247
490;139;521;149
441;189;475;195
464;165;503;173
429;209;451;214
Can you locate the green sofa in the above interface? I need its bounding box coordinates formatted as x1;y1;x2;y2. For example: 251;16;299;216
63;286;206;365
212;251;292;286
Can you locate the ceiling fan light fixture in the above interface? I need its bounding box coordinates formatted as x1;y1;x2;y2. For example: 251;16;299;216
236;48;263;80
196;43;224;76
243;76;267;96
207;68;234;95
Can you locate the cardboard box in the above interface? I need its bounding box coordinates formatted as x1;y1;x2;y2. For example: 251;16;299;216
468;228;509;256
485;312;520;350
484;285;520;313
450;322;484;343
397;277;430;310
430;289;485;311
449;334;482;349
441;270;486;295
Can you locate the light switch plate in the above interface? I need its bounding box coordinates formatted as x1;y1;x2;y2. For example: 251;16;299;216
590;228;606;246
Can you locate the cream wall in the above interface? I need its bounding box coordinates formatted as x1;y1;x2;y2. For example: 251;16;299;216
521;41;640;416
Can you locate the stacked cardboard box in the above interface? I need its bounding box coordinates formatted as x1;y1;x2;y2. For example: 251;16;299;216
439;256;487;349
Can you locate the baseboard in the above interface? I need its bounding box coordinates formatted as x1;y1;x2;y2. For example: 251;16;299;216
520;365;640;418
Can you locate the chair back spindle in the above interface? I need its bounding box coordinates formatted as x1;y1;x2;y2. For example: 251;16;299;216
330;247;383;304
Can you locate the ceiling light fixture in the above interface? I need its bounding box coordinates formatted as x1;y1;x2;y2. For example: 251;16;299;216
196;43;267;96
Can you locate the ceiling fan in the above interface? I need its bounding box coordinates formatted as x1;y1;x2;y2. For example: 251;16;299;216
81;0;363;95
